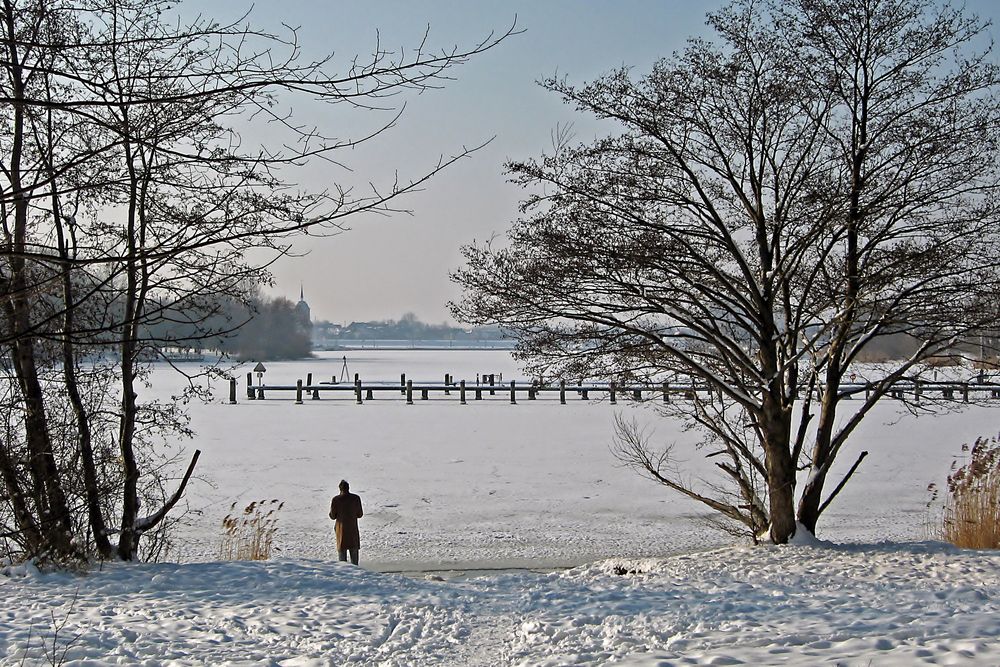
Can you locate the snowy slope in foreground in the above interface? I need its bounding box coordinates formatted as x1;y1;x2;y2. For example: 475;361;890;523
3;542;999;665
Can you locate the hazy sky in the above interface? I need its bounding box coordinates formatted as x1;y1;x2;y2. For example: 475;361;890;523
193;1;1000;325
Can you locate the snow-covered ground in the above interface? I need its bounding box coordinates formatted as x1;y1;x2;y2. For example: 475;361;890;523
3;350;1000;665
3;542;999;665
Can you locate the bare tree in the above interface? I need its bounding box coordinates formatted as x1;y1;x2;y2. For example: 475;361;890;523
0;0;515;562
453;0;1000;543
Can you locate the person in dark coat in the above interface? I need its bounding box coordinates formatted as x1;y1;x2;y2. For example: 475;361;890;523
329;479;364;565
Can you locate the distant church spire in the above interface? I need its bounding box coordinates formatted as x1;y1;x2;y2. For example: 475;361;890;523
295;282;311;323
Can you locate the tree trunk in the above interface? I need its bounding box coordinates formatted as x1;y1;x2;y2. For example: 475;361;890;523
761;392;796;543
797;375;839;534
51;186;114;560
116;349;140;560
2;8;75;558
0;443;43;553
116;112;144;561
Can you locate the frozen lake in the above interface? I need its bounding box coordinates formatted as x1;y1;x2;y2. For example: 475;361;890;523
148;350;993;570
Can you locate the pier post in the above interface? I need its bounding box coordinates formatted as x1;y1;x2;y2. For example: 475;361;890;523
475;384;482;400
510;380;517;404
633;388;642;401
406;379;413;405
401;373;406;395
229;378;237;404
662;381;669;403
962;382;969;402
460;380;467;405
295;379;303;404
559;380;566;404
355;375;363;404
306;372;312;386
610;382;617;405
489;374;496;396
247;372;255;400
444;374;451;395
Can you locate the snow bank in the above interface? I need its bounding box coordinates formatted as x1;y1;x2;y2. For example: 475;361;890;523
2;542;998;665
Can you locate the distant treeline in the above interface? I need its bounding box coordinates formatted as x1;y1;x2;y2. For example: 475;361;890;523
148;302;508;361
223;296;311;361
318;312;506;343
144;292;311;361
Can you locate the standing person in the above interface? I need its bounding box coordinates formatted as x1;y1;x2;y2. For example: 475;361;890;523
329;479;364;565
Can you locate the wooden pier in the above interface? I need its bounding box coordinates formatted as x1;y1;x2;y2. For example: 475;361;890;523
227;372;1000;406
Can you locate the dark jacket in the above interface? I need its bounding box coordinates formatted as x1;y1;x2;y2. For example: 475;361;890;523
329;492;364;550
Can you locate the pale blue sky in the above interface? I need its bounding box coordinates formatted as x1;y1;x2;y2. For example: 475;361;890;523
193;1;1000;325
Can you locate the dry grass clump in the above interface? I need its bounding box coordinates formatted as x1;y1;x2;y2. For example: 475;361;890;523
929;435;1000;549
219;499;283;560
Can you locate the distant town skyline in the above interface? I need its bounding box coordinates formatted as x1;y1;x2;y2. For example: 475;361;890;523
196;0;1000;325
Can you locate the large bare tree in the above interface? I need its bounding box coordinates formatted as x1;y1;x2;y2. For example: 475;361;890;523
0;0;514;562
453;0;1000;543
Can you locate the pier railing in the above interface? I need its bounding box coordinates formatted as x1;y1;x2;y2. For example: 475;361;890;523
226;372;1000;406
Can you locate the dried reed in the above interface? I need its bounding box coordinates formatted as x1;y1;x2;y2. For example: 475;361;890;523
219;499;284;560
930;435;1000;549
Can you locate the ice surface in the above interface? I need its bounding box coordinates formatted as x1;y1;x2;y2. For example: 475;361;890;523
154;350;989;566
